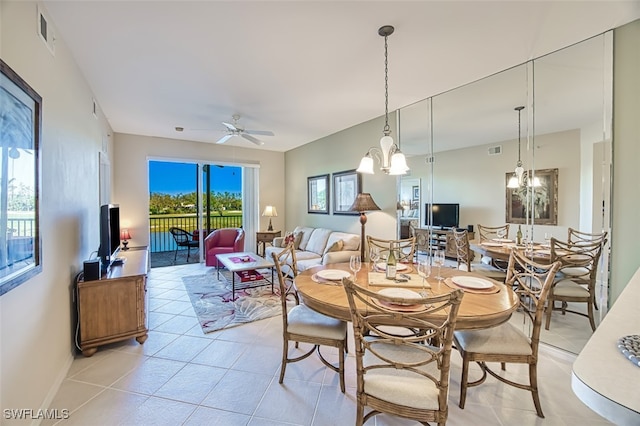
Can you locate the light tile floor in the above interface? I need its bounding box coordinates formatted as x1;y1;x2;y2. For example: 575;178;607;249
46;262;611;425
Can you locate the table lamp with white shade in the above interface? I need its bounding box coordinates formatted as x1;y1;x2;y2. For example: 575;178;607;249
262;206;277;231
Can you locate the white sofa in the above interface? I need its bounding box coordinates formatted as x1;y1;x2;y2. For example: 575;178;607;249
264;226;360;272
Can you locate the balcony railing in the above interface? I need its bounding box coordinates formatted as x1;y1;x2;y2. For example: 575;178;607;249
149;214;242;253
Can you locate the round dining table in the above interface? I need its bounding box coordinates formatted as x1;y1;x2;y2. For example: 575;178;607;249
470;239;553;264
294;263;519;330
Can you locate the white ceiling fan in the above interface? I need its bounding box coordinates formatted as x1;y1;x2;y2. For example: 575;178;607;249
216;114;274;146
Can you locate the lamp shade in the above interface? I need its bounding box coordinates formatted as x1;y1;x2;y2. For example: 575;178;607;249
262;206;277;217
120;229;131;241
348;193;382;213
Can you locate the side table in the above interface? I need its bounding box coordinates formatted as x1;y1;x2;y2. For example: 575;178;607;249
256;230;281;257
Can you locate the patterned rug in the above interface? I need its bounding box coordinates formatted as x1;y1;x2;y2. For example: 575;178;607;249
182;269;282;334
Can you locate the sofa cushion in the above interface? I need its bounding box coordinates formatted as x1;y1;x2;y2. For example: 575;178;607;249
305;228;333;256
324;239;344;253
326;232;360;252
294;226;315;251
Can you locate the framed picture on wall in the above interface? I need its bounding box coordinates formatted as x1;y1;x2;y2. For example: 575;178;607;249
0;59;43;296
412;185;419;202
506;168;558;225
333;169;362;215
307;174;329;214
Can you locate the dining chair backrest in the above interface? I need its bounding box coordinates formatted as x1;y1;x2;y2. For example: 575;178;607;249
549;237;606;283
476;224;510;242
567;228;608;248
271;243;299;309
342;278;464;425
452;229;473;271
506;250;561;351
366;236;416;264
169;227;193;245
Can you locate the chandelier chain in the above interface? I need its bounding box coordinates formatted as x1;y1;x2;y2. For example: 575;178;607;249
383;33;390;135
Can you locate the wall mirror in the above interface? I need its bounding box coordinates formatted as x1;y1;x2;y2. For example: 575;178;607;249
397;32;612;354
0;59;42;296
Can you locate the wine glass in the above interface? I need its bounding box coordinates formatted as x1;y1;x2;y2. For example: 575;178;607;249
417;260;431;297
544;232;553;246
369;248;380;271
497;228;507;240
350;255;361;283
434;250;445;281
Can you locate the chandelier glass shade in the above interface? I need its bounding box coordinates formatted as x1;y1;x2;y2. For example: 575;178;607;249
356;25;409;176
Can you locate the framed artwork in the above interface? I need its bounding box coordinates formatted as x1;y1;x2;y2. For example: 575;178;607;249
412;185;419;202
0;59;42;296
307;174;329;214
333;169;362;215
506;168;558;225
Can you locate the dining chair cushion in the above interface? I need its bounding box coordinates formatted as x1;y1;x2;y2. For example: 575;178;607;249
553;280;590;297
558;266;590;277
287;305;346;340
454;322;532;356
362;337;441;410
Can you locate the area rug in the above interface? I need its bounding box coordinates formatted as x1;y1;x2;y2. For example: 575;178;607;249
182;269;281;334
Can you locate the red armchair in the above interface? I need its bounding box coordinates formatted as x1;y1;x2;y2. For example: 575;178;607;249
205;228;245;267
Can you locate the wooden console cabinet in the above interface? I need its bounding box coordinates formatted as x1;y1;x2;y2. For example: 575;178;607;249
413;228;475;259
76;248;149;356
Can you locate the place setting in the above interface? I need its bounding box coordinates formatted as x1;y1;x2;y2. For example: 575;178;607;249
372;287;430;312
311;268;351;285
444;275;501;294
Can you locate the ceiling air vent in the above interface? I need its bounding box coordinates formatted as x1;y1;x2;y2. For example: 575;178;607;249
488;145;502;156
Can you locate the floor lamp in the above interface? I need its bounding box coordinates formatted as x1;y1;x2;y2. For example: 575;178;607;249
348;193;381;260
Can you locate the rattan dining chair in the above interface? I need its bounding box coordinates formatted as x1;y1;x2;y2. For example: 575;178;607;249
271;245;348;392
567;228;608;247
454;250;561;418
452;229;507;281
342;278;464;426
366;235;416;264
475;224;510;271
545;237;606;331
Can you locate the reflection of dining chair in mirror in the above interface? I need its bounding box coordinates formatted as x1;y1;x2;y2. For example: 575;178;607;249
545;237;607;331
342;277;464;425
366;236;416;264
476;224;510;270
567;228;608;247
452;229;507;282
454;250;561;418
271;245;348;392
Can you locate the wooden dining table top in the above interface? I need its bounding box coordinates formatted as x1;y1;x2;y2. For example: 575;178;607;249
294;262;519;331
470;239;553;263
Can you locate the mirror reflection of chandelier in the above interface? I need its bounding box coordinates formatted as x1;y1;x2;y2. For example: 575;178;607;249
507;106;540;188
356;25;409;176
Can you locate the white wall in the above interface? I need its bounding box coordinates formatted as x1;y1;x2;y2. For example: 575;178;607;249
284;115;399;242
112;133;285;252
1;1;113;417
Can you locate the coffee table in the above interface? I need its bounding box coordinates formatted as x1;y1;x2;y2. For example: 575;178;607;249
215;252;275;300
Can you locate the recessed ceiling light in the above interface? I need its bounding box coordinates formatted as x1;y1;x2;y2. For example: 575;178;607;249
175;126;184;132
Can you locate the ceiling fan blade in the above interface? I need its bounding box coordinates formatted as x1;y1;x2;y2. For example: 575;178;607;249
222;121;238;132
244;129;275;137
241;134;264;146
216;134;233;144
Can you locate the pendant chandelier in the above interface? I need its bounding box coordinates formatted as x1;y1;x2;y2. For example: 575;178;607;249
356;25;409;176
507;106;541;188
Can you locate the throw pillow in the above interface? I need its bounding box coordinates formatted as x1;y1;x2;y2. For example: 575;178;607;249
325;240;344;253
281;231;303;249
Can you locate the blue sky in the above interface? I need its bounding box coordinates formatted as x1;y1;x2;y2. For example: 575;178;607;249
149;161;241;195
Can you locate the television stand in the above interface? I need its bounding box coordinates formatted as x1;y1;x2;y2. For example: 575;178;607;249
414;228;475;259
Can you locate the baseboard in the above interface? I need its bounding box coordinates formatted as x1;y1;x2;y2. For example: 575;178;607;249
33;351;74;426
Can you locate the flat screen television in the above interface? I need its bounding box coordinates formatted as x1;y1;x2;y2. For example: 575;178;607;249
425;203;459;228
98;204;120;270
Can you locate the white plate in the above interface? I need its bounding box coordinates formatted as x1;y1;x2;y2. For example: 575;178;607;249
377;288;421;305
316;269;351;281
451;276;494;290
375;262;408;271
492;238;513;243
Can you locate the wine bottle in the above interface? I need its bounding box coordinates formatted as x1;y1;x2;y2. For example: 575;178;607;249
516;225;523;245
386;243;397;280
